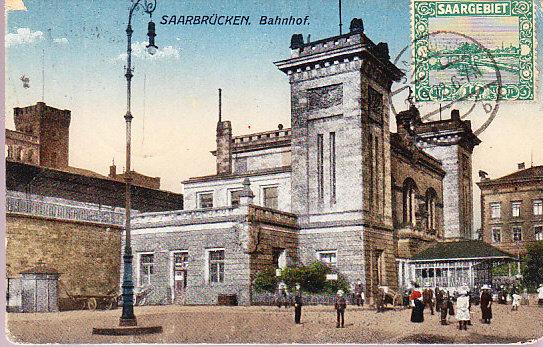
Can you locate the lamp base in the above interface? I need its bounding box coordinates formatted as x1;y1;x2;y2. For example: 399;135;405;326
119;317;138;326
92;325;162;336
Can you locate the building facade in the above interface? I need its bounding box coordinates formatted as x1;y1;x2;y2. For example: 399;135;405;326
130;19;480;305
477;164;543;255
5;103;184;312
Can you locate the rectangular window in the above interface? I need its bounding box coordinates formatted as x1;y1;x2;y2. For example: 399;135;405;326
535;226;543;241
533;200;543;216
368;86;384;123
198;192;214;209
318;251;337;268
263;186;279;210
492;227;501;243
512;226;522;242
512;201;521;217
230;190;241;207
317;134;324;200
208;249;225;283
490;203;501;219
329;132;336;203
139;253;154;286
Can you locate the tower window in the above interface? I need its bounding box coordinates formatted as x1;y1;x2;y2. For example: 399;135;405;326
368;86;383;123
329;132;336;203
317;134;324;200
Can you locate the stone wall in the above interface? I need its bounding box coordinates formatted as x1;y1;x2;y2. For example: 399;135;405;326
6;214;122;309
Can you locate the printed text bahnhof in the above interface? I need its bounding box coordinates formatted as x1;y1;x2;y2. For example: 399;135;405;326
160;15;310;26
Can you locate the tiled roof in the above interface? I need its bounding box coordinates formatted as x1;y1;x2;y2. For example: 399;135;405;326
411;240;513;261
494;166;543;182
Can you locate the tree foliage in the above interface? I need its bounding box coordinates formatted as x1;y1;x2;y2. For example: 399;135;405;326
253;261;351;294
522;241;543;290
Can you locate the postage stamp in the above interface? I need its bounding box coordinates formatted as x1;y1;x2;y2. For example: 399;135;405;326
412;0;536;102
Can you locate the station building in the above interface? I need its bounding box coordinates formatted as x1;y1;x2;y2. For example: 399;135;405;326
129;19;488;306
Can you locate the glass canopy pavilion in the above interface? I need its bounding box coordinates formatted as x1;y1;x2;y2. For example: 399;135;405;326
401;240;514;291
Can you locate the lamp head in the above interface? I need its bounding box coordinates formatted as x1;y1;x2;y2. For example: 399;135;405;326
146;20;158;55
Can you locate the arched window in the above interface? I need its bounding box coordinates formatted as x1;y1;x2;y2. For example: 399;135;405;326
425;188;438;232
402;178;418;226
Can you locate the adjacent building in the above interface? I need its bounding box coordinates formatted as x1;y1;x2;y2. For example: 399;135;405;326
477;164;543;255
5;102;183;311
129;19;482;306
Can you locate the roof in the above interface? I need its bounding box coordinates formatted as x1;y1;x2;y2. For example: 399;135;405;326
411;240;513;261
477;165;543;187
494;166;543;182
184;166;291;184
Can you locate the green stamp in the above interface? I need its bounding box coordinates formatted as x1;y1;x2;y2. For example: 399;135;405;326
412;0;535;102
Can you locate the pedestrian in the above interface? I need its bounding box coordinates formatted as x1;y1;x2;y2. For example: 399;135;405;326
511;291;521;311
335;289;347;328
353;279;364;307
498;285;507;304
293;283;303;324
375;286;386;313
538;284;543;306
276;281;289;308
521;288;529;305
480;284;493;324
455;289;471;331
435;286;443;313
422;283;434;315
439;291;450;325
409;287;424;323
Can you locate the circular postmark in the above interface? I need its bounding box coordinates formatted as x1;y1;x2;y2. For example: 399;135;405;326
389;30;503;146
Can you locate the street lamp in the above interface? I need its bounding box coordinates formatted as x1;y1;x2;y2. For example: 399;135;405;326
120;0;157;327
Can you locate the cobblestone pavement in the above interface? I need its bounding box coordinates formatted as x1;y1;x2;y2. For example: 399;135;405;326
6;303;543;344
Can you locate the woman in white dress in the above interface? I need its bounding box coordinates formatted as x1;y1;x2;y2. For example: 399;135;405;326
455;290;471;330
511;292;521;311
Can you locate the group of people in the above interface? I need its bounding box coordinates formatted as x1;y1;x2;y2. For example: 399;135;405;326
276;281;543;329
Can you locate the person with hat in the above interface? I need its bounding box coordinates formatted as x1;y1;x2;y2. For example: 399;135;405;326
293;283;303;324
455;289;471;330
422;282;434;315
538;284;543;307
353;279;365;307
439;291;451;325
375;286;386;313
335;289;347;328
435;286;443;313
511;290;521;311
409;286;424;323
480;284;493;324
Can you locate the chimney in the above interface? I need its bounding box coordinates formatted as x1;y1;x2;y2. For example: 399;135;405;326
478;170;489;180
518;162;525;170
109;158;117;178
451;109;461;121
216;89;232;175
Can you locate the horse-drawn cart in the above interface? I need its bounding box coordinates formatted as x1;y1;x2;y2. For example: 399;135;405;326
60;282;120;311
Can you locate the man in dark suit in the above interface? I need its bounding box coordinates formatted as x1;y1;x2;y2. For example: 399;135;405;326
335;290;347;328
293;283;303;324
422;283;434;315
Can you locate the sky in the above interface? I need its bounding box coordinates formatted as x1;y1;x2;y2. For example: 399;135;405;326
4;0;543;230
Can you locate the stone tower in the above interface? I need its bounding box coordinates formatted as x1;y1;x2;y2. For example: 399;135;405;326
275;19;403;299
414;110;481;240
13;102;71;169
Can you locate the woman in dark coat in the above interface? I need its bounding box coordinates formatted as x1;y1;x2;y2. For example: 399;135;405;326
480;285;493;324
409;289;424;323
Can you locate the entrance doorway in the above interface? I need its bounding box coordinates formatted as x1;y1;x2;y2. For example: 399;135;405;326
172;251;189;304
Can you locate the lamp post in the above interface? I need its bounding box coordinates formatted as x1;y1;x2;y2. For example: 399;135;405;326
120;0;157;327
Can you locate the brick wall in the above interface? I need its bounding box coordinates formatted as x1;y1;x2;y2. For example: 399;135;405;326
6;214;122;308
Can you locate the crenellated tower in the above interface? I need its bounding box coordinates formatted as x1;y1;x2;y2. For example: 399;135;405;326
275;19;403;299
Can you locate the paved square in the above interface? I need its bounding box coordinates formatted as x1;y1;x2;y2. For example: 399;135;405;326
6;304;543;344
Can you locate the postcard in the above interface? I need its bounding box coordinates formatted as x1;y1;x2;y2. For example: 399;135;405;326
3;0;543;344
